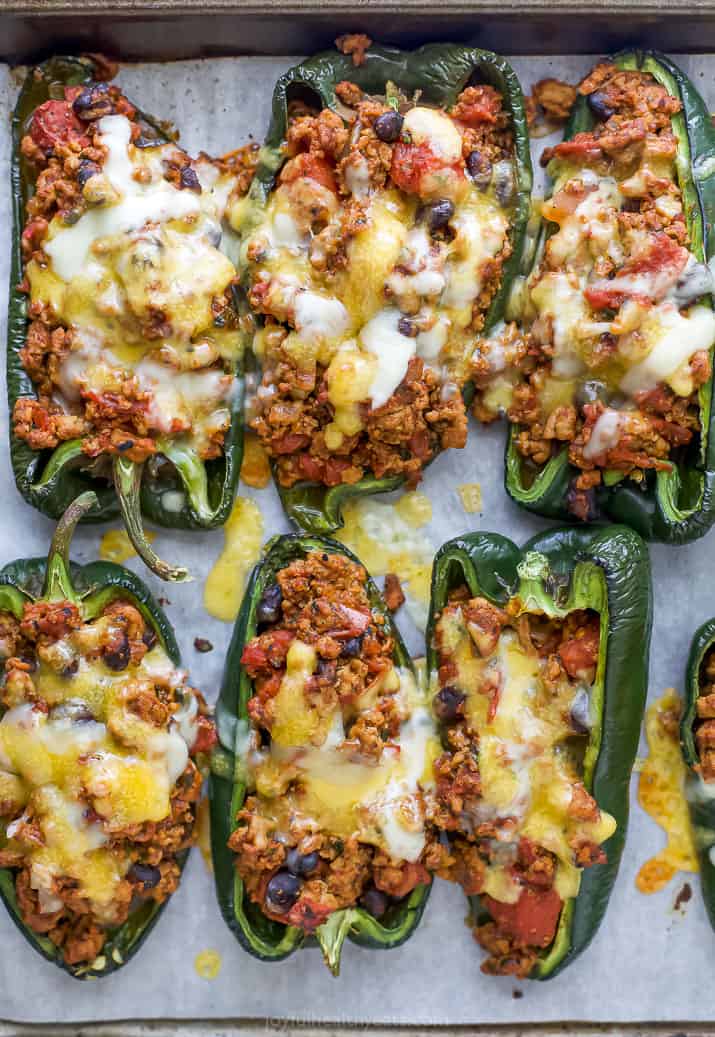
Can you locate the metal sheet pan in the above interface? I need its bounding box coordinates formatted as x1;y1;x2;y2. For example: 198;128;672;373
0;22;713;1033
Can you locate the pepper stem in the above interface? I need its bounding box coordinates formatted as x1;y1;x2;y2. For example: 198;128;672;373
315;908;358;976
43;490;98;602
113;455;190;583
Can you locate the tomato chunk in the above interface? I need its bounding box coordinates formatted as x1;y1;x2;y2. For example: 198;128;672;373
280;152;337;193
30;99;87;152
483;887;563;948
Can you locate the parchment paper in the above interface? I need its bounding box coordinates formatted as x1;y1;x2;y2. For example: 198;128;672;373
0;52;709;1026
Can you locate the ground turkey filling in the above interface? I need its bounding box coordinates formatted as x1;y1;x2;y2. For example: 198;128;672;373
429;587;615;977
14;73;257;472
0;597;215;968
244;79;517;490
694;646;715;782
230;550;441;931
472;62;715;521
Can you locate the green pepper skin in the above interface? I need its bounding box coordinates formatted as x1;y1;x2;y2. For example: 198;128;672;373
243;43;533;535
0;493;191;979
210;533;429;974
681;618;715;931
8;58;244;542
505;50;715;545
426;525;652;978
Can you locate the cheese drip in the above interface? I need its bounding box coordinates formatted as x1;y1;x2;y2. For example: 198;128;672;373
438;612;615;905
0;622;199;924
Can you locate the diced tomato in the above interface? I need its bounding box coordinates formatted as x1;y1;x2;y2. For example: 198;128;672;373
408;429;432;461
374;861;431;899
484;887;563;948
192;715;218;753
240;629;294;674
454;97;501;127
585;232;689;310
558;625;599;679
272;433;311;455
30;99;88;152
323;457;353;486
329;605;371;641
280;152;338;193
298;452;325;482
285;897;334;932
547;133;603;162
390;141;441;195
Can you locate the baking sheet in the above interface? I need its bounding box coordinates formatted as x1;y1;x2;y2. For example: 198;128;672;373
0;51;710;1026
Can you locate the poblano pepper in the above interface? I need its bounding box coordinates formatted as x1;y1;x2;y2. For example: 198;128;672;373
505;50;715;544
239;43;532;534
0;491;194;979
210;533;430;975
426;525;652;977
681;618;715;930
9;56;245;581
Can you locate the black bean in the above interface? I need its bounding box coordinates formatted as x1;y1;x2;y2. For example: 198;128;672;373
265;871;301;913
566;481;599;523
128;863;162;890
72;83;114;121
493;162;515;207
61;658;79;678
374;110;404;142
570;686;592;734
103;634;131;672
256;583;282;626
50;699;94;724
466;149;492;190
575;380;608;408
587;90;615;122
340;636;363;658
285;849;320;876
427;198;455;232
316;658;337;679
432;685;465;723
398;316;418;338
179;165;202;192
143;627;158;651
360;886;389;917
77;160;101;188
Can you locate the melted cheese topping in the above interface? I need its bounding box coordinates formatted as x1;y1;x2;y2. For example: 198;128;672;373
336;494;434;631
525;160;715;410
438;613;615;904
30;113;241;457
246;109;513;420
0;626;199;923
204;496;264;622
636;690;698;894
252;664;438;863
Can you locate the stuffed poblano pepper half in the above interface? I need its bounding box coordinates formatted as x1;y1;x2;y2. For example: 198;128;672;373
9;56;254;580
210;533;437;974
425;525;652;978
681;618;715;930
236;42;532;534
0;492;215;978
498;51;715;544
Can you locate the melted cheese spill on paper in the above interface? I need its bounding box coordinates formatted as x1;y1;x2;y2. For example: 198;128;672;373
240;431;271;489
336;493;434;631
99;528;155;564
203;497;263;622
636;690;698;893
194;949;222;979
